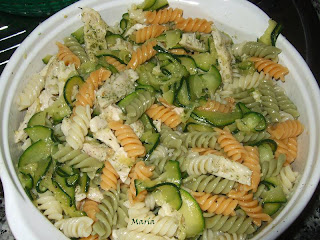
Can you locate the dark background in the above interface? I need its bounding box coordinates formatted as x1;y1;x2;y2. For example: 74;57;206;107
0;0;319;239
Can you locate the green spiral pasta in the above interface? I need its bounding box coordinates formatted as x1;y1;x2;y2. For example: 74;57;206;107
182;174;236;194
204;211;256;234
260;154;286;180
52;144;103;177
233;131;270;143
274;85;300;119
148;145;171;174
123;90;155;124
117;185;129;228
181;132;218;149
63;36;89;63
201;229;247;240
253;184;268;199
233;89;264;114
258;79;281;123
232;41;281;60
160;125;182;149
92;187;119;239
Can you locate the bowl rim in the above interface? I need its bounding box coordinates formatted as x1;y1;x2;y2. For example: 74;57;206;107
0;0;320;239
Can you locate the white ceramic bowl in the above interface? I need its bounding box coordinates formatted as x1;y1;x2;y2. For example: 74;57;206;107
0;0;319;239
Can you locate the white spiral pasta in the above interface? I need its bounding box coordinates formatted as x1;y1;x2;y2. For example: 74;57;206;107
144;194;156;210
184;152;252;185
224;72;270;92
202;229;247;240
54;216;93;238
127;202;178;238
36;191;63;221
113;228;173;240
279;111;295;122
279;165;299;196
66;105;91;150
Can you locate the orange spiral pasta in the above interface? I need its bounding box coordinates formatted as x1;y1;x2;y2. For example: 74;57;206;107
80;235;99;240
128;161;155;204
105;56;126;72
241;146;261;192
197;100;234;113
134;25;167;43
100;161;119;192
175;18;212;33
56;42;81;68
249;57;289;82
191;147;225;157
109;121;146;158
192;192;238;216
214;127;247;162
274;137;297;165
267;119;304;140
127;40;157;70
145;8;183;24
228;188;272;226
74;67;111;107
146;104;182;128
82;199;100;222
169;48;188;55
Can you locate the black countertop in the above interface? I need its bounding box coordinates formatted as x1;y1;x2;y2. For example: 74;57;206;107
0;0;319;239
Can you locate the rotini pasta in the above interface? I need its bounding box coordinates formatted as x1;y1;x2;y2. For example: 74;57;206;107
182;132;218;149
74;68;111;107
267;119;304;139
113;228;171;240
169;48;188;55
80;235;99;240
249;57;289;82
204;211;256;234
145;8;183;24
160;126;182;149
146;104;182;128
232;41;281;60
52;143;103;175
175;18;212;33
133;25;167;43
105;56;126;72
64;36;89;63
82;199;100;222
122;90;155;124
201;229;247;240
214;127;247;162
92;187;119;239
192;148;226;157
117;185;129;228
66;104;91;150
100;161;120;192
241;146;260;192
183;174;235;194
260;154;286;181
274;85;299;118
36;191;63;221
228;188;271;226
109;121;146;158
56;42;81;69
225;72;270;92
274;137;297;165
127;40;157;70
54;216;93;238
232;89;264;114
279;165;299;196
233;131;270;143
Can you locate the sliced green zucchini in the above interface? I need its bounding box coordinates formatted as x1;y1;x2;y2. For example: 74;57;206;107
258;142;274;163
263;203;282;216
24;126;54;144
208;37;218;66
135;84;155;93
63;76;84;108
53;173;76;205
186;123;214;132
66;174;79;187
120;18;128;31
42;54;52;64
236;112;267;132
162;84;176;105
141;131;160;160
237;102;251;115
148;183;182;210
262;186;287;203
258;19;283;46
192;52;215;71
155;160;182;187
201;65;222;97
71;26;84;44
165;30;182;49
79;173;90;193
56;164;76;177
175;78;191;107
27;111;46;127
137;0;157;10
256;139;277;153
18;172;33;190
178;55;197;75
106;34;124;46
18;140;52;175
178;189;205;238
96;49;130;64
147;0;169;10
34;157;52;193
97;57;119;74
46;96;72;123
135;179;156;195
140;114;158;133
262;176;281;188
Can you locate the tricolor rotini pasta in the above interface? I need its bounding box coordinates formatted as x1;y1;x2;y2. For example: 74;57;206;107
15;1;305;239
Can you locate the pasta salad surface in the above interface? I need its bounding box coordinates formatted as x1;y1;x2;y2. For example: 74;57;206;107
15;0;303;239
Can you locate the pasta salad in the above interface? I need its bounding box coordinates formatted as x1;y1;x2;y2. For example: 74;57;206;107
15;0;304;239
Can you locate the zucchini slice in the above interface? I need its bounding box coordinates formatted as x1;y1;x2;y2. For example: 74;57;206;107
155;160;182;187
148;183;182;210
178;55;197;75
27;111;46;127
263;203;282;216
141;131;160;160
63;76;84;108
34;157;52;193
42;55;52;64
258;19;283;46
79;173;90;193
137;0;157;10
71;26;84;44
235;112;267;132
178;189;205;238
24;126;54;144
262;186;287;203
147;0;169;10
46;96;72;123
175;78;191;107
192;52;215;71
140;114;158;133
